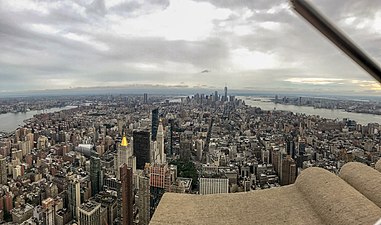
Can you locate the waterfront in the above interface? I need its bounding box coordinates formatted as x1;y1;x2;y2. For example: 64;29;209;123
0;106;77;132
240;96;381;125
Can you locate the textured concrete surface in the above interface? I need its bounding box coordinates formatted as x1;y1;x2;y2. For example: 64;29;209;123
296;167;381;225
150;185;324;225
340;162;381;208
150;163;381;225
375;160;381;173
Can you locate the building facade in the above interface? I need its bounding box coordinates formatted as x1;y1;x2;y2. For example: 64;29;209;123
199;178;229;195
78;201;101;225
120;164;133;225
138;176;150;225
281;155;297;185
151;108;159;141
68;178;81;221
90;152;102;196
133;130;151;170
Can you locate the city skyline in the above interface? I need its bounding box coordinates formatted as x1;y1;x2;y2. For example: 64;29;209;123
1;90;381;224
1;0;381;95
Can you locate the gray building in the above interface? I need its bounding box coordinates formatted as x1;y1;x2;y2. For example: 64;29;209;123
199;178;229;195
78;201;101;225
138;176;150;225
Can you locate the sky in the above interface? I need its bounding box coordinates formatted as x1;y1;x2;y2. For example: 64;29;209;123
0;0;381;95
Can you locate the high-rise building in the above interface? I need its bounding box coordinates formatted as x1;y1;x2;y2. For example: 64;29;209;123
120;164;134;225
299;140;306;155
281;155;297;185
91;192;118;225
143;93;148;104
148;164;168;217
149;164;168;189
138;176;150;225
78;201;101;225
154;120;165;164
42;197;55;225
117;135;136;178
90;151;102;196
151;108;159;141
286;137;296;159
196;139;204;162
4;192;13;212
179;140;192;161
11;203;34;224
199;178;229;195
214;91;218;102
68;179;81;221
133;130;151;170
272;149;281;174
0;156;7;184
224;86;228;102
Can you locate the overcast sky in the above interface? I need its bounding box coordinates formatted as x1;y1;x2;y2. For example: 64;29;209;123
0;0;381;95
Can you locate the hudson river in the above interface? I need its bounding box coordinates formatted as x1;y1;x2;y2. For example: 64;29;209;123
240;96;381;125
0;106;77;133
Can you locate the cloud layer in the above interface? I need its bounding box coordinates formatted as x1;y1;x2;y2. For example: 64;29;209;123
0;0;381;95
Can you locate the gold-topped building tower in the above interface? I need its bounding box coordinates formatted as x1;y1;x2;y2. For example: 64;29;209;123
117;134;136;179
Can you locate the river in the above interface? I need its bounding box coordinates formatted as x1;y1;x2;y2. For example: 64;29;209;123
0;106;77;133
239;96;381;125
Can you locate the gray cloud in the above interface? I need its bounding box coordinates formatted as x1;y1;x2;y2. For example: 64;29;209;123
0;0;380;95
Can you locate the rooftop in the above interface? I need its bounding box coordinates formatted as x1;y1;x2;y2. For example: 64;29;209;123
79;201;101;214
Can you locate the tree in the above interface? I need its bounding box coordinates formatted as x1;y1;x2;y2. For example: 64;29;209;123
170;159;199;190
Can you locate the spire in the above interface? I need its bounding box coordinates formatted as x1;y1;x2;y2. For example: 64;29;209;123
121;136;128;147
157;119;164;135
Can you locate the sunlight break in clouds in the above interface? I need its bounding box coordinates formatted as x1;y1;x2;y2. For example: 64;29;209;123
231;48;280;71
106;0;232;41
285;78;344;85
352;80;381;90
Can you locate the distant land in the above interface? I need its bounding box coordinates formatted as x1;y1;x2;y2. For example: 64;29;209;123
1;84;381;101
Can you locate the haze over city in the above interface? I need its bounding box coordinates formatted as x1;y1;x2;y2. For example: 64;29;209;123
1;0;381;95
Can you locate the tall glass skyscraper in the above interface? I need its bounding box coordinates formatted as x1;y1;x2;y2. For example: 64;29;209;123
151;108;159;141
90;151;101;196
133;130;151;169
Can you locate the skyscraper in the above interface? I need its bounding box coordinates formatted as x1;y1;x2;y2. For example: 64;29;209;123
0;156;7;184
281;155;297;185
149;164;168;189
133;130;151;170
224;86;228;102
286;137;296;159
149;164;168;217
42;197;55;225
120;164;133;225
138;176;150;225
117;135;136;177
90;151;101;196
78;201;101;225
155;120;165;164
151;108;159;141
68;179;81;221
168;119;174;156
143;93;148;104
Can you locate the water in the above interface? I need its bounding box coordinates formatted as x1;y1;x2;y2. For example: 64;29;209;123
0;106;77;132
239;96;381;125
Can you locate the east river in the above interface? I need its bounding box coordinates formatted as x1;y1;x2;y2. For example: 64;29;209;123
239;96;381;125
0;106;77;133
